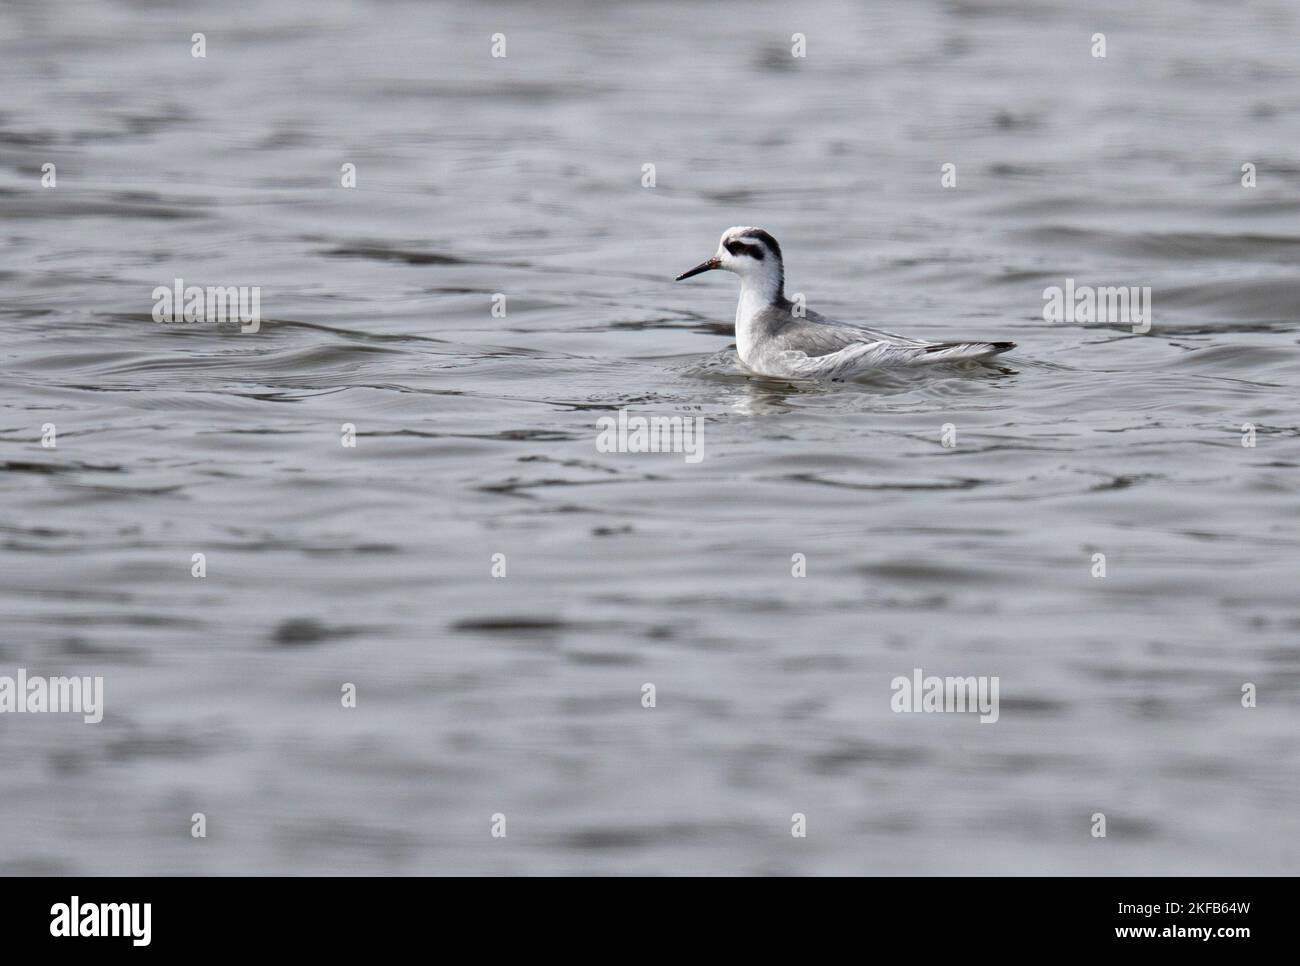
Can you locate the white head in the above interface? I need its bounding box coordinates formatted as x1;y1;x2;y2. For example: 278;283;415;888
675;226;785;302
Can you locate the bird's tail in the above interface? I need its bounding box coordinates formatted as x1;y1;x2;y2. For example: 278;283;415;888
916;341;1016;363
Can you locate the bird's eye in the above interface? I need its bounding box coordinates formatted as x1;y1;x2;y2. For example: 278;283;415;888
724;239;764;260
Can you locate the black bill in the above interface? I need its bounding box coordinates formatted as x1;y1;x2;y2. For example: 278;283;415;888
674;257;720;281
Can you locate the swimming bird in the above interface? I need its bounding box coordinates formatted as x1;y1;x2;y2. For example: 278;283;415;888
675;227;1015;379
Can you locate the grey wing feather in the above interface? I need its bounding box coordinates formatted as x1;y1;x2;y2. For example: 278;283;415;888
751;305;1014;379
768;306;925;356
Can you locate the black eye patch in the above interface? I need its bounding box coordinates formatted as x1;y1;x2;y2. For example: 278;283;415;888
724;239;765;260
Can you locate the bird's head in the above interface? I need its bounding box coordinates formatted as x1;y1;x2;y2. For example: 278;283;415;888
675;227;785;300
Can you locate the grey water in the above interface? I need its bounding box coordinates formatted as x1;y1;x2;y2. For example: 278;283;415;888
1;0;1299;875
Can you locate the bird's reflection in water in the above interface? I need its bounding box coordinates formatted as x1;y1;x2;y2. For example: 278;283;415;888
730;377;803;415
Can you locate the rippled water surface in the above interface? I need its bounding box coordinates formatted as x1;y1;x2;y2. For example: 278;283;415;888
2;0;1299;874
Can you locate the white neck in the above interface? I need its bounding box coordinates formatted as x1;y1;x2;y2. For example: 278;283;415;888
736;280;774;324
739;259;785;305
734;271;784;363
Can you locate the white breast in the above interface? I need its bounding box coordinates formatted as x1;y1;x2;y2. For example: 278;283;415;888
734;286;774;366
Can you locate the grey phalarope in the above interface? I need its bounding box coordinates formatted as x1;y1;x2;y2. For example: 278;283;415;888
675;227;1015;379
